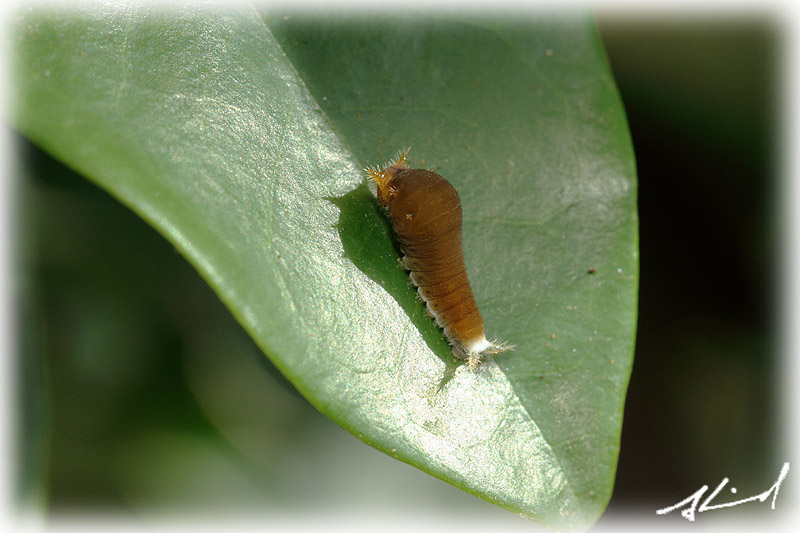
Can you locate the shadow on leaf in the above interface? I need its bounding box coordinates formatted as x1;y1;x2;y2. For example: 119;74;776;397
326;183;459;383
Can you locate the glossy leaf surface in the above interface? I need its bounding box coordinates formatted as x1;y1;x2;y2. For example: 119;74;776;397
13;5;638;529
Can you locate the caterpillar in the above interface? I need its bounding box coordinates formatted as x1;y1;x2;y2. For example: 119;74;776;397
367;149;511;369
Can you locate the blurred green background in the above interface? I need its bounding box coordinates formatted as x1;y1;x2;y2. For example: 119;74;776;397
15;12;782;526
596;15;782;524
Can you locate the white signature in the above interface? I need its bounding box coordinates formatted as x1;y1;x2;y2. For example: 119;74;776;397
656;462;790;522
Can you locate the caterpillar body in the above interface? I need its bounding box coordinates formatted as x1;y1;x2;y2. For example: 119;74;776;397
368;149;511;369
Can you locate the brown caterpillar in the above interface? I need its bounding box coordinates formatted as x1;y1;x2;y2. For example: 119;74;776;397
368;149;511;369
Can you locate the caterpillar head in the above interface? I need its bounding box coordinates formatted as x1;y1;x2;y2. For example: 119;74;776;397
367;148;410;207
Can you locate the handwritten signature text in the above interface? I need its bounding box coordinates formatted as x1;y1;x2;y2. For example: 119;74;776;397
656;462;790;522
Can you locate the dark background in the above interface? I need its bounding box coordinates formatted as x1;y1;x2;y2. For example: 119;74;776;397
15;14;783;528
597;16;782;524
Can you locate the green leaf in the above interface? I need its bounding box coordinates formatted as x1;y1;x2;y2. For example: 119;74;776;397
12;4;637;530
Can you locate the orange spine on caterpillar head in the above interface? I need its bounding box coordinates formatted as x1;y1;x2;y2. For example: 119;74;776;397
367;149;511;369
